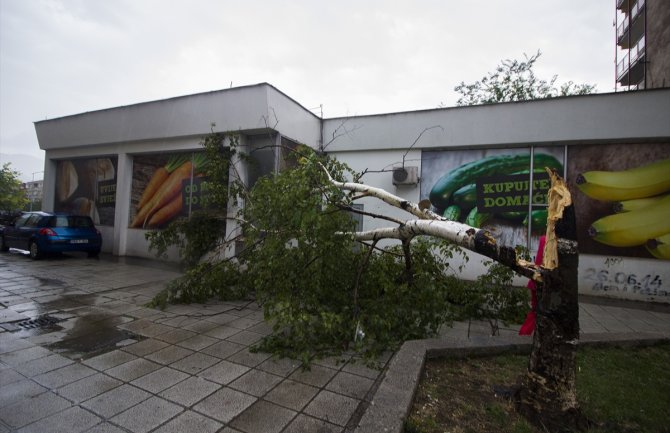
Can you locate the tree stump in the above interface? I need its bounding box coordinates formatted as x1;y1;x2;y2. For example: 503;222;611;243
516;170;588;432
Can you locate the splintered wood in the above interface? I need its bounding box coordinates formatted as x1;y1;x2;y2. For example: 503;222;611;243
542;169;572;270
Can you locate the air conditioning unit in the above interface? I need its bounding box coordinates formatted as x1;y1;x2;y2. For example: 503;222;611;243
392;166;419;186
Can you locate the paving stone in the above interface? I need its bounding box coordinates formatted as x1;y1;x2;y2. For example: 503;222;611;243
134;323;174;338
155;328;197;344
304;390;360;427
121;338;169;356
326;371;375;399
145;345;194;365
204;312;238;325
203;325;241;340
229;369;283;397
170;352;219;374
226;330;264;345
229;400;296;433
341;360;383;380
228;316;261;330
152;410;223;433
176;334;218;351
0;366;26;387
0;379;47;408
193;387;256;423
131;366;189;393
105;358;162;382
80;422;126;433
257;357;300;377
111;396;183;433
15;405;101;433
159;376;221;407
198;360;250;385
0;391;71;429
182;319;219;334
201;340;244;359
264;379;320;411
288;364;338;388
81;384;151;417
15;353;74;377
226;347;271;367
81;349;137;371
56;373;123;403
0;346;51;366
32;363;97;389
0;335;33;354
282;414;342;433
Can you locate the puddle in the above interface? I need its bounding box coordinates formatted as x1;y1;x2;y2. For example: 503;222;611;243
45;314;144;360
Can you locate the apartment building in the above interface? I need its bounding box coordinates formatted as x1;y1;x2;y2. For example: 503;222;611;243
615;0;670;90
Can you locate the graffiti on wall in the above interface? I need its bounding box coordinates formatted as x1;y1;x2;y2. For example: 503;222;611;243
55;157;118;226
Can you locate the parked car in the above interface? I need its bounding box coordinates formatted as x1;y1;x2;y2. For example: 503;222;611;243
0;212;102;259
0;210;23;227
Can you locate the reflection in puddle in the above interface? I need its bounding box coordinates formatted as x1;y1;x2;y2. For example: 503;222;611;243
46;314;143;360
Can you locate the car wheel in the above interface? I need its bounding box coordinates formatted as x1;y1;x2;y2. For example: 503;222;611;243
29;241;42;260
0;236;8;252
87;250;100;259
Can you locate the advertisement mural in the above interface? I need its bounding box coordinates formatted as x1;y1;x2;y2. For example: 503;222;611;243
421;143;669;301
568;143;670;300
130;152;211;229
55;157;118;226
567;143;670;260
421;147;564;254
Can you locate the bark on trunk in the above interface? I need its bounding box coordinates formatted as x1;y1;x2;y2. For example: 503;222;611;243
516;172;587;432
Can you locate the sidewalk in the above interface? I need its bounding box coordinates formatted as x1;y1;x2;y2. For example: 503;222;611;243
1;251;669;433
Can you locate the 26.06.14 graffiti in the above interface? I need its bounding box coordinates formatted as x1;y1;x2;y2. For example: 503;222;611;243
584;268;666;296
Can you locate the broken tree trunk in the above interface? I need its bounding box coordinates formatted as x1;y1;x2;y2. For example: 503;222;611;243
516;170;586;432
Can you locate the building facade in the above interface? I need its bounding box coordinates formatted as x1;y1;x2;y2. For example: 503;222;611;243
34;84;670;303
615;0;670;90
20;180;43;211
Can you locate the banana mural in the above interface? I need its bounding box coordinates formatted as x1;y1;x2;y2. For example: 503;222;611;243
577;158;670;260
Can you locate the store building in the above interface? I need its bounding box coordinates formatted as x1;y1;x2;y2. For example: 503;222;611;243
34;84;670;303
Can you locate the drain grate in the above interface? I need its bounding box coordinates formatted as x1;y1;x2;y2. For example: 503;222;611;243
14;315;65;330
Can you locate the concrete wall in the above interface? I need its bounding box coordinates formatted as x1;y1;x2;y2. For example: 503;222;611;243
646;0;670;89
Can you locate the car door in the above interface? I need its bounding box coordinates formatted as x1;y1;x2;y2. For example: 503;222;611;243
4;214;31;249
16;214;42;250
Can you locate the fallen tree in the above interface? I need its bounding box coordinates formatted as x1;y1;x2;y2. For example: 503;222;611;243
148;137;583;431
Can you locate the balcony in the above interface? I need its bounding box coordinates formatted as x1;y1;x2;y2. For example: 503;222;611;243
617;36;646;86
617;0;645;49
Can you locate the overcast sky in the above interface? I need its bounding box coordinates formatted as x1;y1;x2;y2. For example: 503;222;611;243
1;0;615;181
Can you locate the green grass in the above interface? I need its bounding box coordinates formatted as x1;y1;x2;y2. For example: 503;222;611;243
406;343;670;433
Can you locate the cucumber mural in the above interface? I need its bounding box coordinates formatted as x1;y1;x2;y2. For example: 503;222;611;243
421;148;564;254
422;144;670;261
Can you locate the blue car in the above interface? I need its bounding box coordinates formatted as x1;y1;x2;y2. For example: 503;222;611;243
0;212;102;259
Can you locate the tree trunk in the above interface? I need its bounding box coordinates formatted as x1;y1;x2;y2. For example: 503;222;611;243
516;173;587;432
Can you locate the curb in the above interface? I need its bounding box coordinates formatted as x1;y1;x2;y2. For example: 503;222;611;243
353;332;670;433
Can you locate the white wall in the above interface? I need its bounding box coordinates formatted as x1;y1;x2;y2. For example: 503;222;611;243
323;89;670;152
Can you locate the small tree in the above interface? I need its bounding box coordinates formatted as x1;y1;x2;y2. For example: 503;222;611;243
453;51;595;106
0;163;28;213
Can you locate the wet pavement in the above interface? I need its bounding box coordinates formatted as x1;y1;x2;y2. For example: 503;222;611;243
1;249;670;433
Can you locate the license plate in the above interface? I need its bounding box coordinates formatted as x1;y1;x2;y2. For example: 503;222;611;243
71;239;88;244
